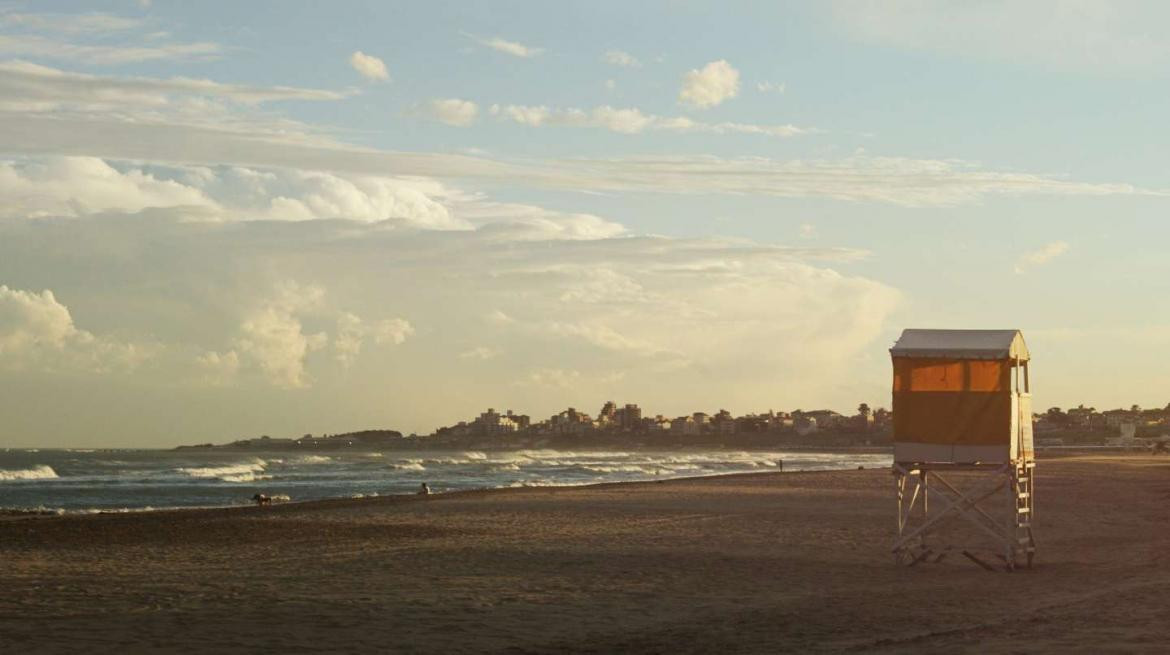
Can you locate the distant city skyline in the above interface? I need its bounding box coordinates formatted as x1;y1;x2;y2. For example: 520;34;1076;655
3;2;1170;447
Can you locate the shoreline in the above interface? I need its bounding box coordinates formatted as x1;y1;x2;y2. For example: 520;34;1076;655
0;462;875;520
3;454;1167;652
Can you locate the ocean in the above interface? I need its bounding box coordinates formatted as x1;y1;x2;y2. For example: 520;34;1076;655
0;448;892;514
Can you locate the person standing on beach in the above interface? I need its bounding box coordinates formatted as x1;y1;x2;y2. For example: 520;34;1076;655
418;482;431;495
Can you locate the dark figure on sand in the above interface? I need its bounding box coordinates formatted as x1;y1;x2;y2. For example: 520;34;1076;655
418;483;431;495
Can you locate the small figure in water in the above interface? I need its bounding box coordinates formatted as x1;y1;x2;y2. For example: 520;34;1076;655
418;482;431;495
252;493;272;507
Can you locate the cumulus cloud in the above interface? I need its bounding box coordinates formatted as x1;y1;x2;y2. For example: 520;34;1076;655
0;157;470;228
0;285;148;372
679;59;740;108
489;103;810;138
1014;241;1070;273
420;98;479;126
349;51;389;81
218;283;412;386
195;349;240;386
0;157;214;218
602;50;640;67
232;282;328;388
0;205;903;438
372;318;414;345
0;286;80;355
334;312;414;365
463;33;542;57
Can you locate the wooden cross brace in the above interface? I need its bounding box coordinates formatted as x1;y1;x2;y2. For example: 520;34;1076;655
893;468;1014;556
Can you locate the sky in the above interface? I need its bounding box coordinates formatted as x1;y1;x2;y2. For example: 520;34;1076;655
2;1;1170;447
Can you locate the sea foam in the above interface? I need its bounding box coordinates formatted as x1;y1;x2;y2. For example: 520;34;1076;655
176;459;267;482
0;465;59;481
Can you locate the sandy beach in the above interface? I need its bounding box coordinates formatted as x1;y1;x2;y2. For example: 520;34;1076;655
1;454;1168;653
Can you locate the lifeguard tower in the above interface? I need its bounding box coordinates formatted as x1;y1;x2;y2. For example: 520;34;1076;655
890;329;1036;570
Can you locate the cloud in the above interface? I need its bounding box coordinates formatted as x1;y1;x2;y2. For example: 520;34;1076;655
831;0;1170;73
0;201;903;439
420;98;479;126
530;155;1159;207
459;346;500;360
0;157;471;228
1014;241;1070;273
349;51;389;81
463;33;542;58
602;50;640;67
515;368;582;388
490;103;811;138
0;286;82;355
334;313;412;365
0;9;222;64
374;318;414;345
0;12;144;33
209;282;412;387
0;157;215;218
195;349;240;386
0;60;349;110
232;281;328;389
0;63;1156;210
2;116;1153;207
0;34;222;64
0;284;148;372
679;59;740;108
540;321;676;358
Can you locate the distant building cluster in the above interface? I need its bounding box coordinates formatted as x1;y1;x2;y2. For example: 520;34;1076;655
434;401;891;440
1034;404;1170;435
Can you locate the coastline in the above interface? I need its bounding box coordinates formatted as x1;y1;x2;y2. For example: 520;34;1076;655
0;461;876;519
3;454;1169;652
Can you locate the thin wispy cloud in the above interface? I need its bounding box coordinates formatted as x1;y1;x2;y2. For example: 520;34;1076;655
0;60;349;107
0;33;223;64
832;0;1170;73
0;11;144;33
462;32;542;57
602;50;640;67
490;103;811;138
1015;241;1070;273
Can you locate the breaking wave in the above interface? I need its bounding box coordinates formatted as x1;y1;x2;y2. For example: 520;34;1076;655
176;459;267;482
0;448;893;512
0;465;59;481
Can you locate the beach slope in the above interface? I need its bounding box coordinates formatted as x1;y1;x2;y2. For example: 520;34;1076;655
2;455;1169;653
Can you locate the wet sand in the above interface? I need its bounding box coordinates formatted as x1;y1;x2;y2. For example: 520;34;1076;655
2;455;1169;653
